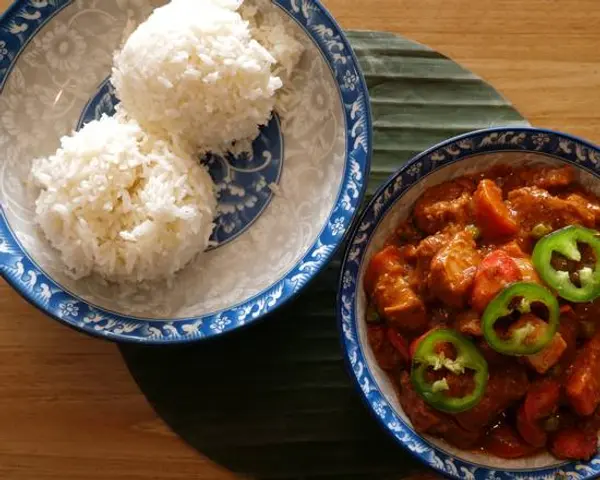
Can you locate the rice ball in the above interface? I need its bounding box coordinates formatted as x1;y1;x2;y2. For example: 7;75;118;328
111;0;283;155
31;113;217;284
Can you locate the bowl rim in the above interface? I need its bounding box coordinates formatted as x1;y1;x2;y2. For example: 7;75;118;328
337;126;600;479
0;0;373;344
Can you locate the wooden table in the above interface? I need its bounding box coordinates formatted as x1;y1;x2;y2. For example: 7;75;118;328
1;0;600;478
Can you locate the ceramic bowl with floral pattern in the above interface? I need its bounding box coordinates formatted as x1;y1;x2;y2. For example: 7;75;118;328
0;0;371;343
338;127;600;479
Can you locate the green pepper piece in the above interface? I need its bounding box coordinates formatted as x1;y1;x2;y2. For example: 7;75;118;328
482;282;559;356
531;223;553;239
411;329;488;413
532;225;600;303
366;304;381;324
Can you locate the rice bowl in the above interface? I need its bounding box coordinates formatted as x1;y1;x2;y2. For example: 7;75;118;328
0;0;371;343
31;0;304;287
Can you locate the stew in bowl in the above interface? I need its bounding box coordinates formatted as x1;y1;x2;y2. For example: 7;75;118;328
338;128;600;479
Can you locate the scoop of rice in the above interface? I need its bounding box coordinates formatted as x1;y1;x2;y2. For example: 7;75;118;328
111;0;282;155
31;113;217;283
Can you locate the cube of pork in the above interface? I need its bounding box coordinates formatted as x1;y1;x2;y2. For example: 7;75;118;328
372;274;428;332
564;193;600;224
501;165;575;192
428;231;481;308
531;165;575;190
412;228;457;294
566;331;600;416
363;245;403;295
413;178;475;234
508;315;567;374
508;186;596;232
398;372;481;449
455;310;483;337
454;364;529;432
398;371;444;432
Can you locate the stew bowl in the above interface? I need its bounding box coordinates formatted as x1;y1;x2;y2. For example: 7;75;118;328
338;127;600;479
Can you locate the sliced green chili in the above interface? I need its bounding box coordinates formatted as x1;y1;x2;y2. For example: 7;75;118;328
532;225;600;302
366;304;382;324
482;282;559;355
411;329;488;413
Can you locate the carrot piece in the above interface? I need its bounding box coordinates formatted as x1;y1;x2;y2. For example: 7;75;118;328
485;423;539;459
550;427;598;460
367;325;399;371
523;378;561;421
474;179;518;239
566;331;600;416
386;328;410;364
517;404;547;448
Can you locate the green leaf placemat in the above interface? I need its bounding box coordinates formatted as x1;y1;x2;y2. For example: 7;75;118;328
350;31;528;193
119;31;528;480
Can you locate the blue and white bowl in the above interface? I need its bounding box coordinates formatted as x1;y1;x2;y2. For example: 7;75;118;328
338;127;600;479
0;0;371;343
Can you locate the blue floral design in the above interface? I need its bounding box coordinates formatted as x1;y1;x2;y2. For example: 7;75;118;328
202;116;283;247
0;41;7;61
59;301;79;318
342;69;358;91
330;216;345;236
77;77;117;128
209;315;231;334
406;162;422;177
338;127;600;480
342;270;354;289
0;0;372;344
532;133;551;150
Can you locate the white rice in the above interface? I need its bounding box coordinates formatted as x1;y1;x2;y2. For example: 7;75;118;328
31;113;217;283
112;0;284;155
240;0;305;84
32;0;305;286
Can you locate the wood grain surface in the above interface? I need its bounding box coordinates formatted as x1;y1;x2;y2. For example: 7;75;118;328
1;0;600;479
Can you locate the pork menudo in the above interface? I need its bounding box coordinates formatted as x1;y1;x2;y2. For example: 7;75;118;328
365;164;600;460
